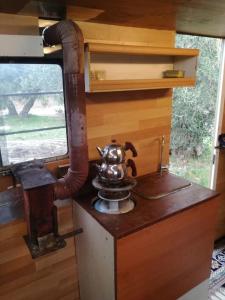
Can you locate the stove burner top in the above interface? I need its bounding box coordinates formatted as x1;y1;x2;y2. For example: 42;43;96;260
92;176;137;192
93;197;135;214
98;190;131;202
92;176;136;214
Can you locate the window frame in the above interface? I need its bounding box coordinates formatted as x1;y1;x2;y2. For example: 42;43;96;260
0;56;69;174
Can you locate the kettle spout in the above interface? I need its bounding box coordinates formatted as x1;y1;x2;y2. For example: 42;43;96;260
96;146;103;157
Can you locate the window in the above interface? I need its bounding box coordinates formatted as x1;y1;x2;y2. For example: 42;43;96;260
170;34;223;187
0;62;67;167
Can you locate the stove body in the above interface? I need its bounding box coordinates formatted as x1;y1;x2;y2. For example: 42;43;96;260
12;162;65;258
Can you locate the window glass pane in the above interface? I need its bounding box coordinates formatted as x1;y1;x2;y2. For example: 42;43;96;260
170;35;222;187
0;63;67;166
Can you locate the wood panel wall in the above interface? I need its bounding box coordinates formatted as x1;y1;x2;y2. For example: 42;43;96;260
212;48;225;240
79;21;175;176
0;200;79;300
0;19;175;300
0;13;39;35
214;80;225;239
0;21;174;190
86;90;172;176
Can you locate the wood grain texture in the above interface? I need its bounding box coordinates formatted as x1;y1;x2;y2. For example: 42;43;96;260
214;191;225;239
117;198;219;300
85;42;198;93
85;44;198;91
0;203;79;300
215;152;225;239
0;19;175;300
75;172;219;239
0;22;174;186
0;219;26;242
86;90;172;176
89;78;196;92
69;1;225;38
55;199;74;235
68;1;176;31
88;43;199;56
213;51;225;240
3;0;225;37
0;1;30;14
0;13;39;35
75;21;175;48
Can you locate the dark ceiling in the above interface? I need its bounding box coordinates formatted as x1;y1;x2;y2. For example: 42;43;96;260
1;0;225;37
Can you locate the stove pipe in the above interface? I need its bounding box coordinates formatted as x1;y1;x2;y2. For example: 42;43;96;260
43;20;88;199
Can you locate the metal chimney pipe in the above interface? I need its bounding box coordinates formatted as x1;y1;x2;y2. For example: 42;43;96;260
43;20;88;199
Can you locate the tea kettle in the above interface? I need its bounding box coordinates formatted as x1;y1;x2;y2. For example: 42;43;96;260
96;159;137;183
96;140;137;164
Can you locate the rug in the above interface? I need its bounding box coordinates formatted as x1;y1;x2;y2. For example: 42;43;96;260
209;239;225;299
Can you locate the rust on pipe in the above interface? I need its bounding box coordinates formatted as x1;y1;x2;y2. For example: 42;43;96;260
43;20;88;199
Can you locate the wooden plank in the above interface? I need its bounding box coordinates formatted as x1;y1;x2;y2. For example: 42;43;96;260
75;21;175;48
0;13;39;35
35;237;76;271
89;78;196;92
0;263;77;300
85;43;198;92
0;19;176;300
214;185;225;239
54;199;74;236
86;90;172;175
213;46;225;240
75;173;218;239
68;3;176;32
0;220;27;242
68;1;225;38
0;236;79;300
117;198;219;300
88;43;199;56
0;21;175;187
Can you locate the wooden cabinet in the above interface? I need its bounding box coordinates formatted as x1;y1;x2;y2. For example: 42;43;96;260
73;174;218;300
84;43;199;92
74;203;115;300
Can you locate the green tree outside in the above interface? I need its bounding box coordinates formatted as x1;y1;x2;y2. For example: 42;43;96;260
170;34;222;187
0;64;63;116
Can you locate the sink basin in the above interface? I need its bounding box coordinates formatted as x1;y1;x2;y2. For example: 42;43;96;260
133;172;192;200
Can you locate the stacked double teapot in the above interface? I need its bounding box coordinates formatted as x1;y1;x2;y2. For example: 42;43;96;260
92;140;138;214
96;140;137;184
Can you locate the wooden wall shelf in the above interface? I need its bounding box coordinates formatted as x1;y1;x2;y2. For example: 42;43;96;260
84;43;199;93
90;78;196;92
88;43;199;56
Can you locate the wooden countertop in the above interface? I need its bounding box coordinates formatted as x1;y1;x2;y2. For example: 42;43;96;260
75;172;219;239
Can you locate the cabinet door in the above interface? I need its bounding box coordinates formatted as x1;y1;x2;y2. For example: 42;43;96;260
74;202;115;300
116;199;218;300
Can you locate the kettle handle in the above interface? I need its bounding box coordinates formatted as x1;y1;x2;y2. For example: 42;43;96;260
127;159;137;177
96;146;103;157
124;142;138;157
95;163;101;172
